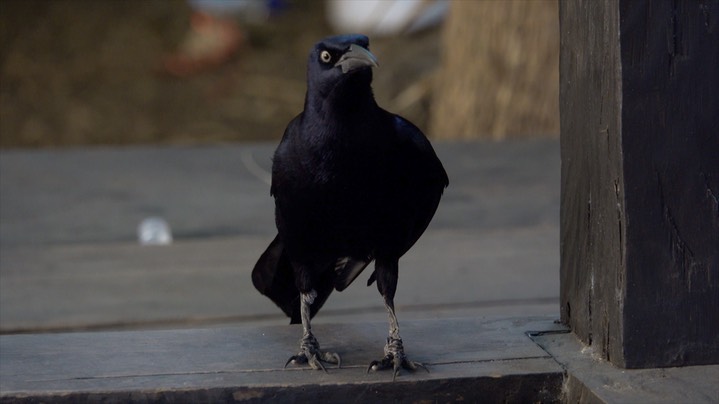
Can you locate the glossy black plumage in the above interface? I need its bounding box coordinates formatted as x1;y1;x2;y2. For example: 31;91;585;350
251;34;447;376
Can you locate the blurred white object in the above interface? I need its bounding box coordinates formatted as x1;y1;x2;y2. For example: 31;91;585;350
138;217;173;246
326;0;449;37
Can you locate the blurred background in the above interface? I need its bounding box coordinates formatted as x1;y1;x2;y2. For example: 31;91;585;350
0;0;559;148
0;0;561;334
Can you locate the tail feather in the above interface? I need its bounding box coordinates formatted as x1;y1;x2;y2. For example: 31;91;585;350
252;235;299;322
251;235;335;324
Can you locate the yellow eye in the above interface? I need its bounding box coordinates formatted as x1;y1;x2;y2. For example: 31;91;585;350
320;50;332;64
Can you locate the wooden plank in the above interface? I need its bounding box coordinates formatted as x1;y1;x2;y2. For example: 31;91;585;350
1;140;560;334
0;317;564;402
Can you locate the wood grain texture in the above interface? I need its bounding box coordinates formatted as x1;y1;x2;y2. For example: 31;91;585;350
560;0;719;368
0;317;564;403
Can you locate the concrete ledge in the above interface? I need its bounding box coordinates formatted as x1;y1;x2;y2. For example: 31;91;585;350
531;330;719;403
1;317;564;403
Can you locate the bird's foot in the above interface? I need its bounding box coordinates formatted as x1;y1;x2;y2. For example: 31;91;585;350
284;333;341;372
367;337;428;381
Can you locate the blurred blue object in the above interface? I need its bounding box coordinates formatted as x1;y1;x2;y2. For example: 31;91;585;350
326;0;448;37
188;0;285;20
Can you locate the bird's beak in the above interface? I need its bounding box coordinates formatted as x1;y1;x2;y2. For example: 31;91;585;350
335;44;379;74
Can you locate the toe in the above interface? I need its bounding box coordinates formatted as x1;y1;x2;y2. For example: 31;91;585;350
308;354;328;372
411;361;429;373
392;356;403;381
285;354;306;368
367;356;394;373
322;351;341;367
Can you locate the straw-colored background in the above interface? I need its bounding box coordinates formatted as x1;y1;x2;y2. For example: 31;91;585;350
0;0;559;147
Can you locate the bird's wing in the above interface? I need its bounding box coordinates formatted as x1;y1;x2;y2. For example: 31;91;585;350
270;113;303;197
393;115;449;188
334;255;374;291
384;114;449;257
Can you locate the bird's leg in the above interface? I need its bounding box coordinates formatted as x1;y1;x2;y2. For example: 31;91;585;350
367;299;428;380
367;258;429;381
284;290;341;371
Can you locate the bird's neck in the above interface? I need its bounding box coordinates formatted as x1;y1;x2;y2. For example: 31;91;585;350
305;68;377;117
306;86;377;122
300;88;383;157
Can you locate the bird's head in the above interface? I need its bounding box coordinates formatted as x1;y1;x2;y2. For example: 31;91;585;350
305;34;379;106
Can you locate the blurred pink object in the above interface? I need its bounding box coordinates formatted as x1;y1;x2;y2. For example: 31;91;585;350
162;11;244;77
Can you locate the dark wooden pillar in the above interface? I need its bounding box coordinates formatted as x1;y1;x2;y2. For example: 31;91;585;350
560;0;719;368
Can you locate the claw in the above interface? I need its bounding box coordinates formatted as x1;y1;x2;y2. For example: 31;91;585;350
284;354;306;368
394;356;410;381
309;354;328;373
366;359;382;373
413;361;429;373
323;352;342;368
284;345;340;372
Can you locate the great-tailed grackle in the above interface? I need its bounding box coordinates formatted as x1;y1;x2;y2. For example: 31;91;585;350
252;34;448;380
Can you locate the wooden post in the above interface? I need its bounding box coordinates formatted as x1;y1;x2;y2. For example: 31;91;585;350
560;0;719;368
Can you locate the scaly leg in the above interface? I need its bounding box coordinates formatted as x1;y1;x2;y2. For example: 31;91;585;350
367;259;428;380
285;290;341;371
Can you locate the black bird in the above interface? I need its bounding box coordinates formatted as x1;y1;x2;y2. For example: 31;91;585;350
252;34;448;379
